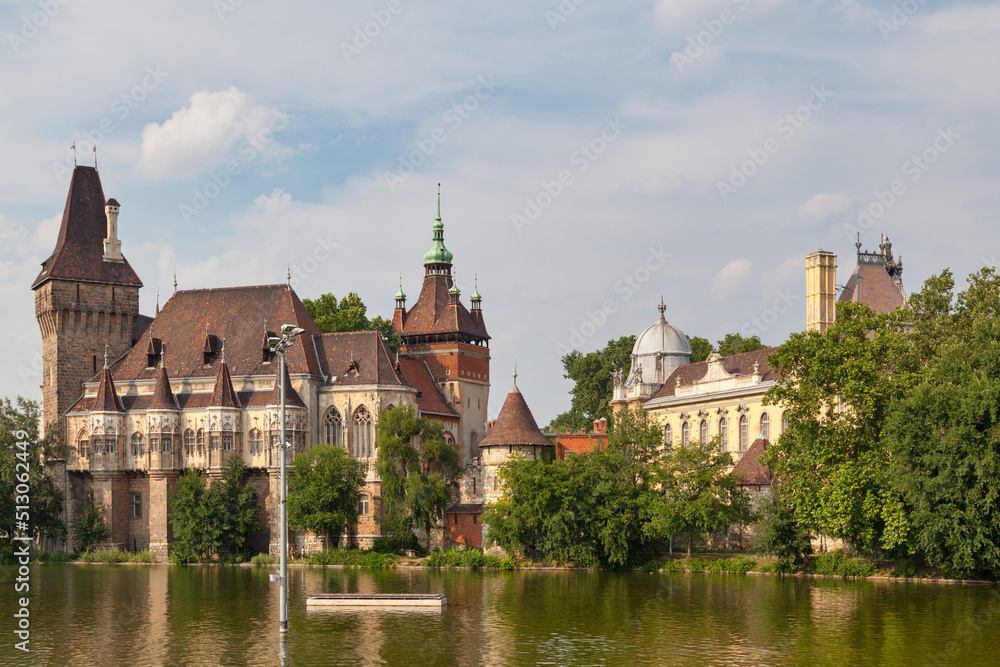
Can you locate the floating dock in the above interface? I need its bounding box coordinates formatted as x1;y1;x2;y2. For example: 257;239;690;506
306;593;447;608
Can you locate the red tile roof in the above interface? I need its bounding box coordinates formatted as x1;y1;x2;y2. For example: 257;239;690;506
652;347;780;400
396;357;459;418
265;360;305;408
838;263;905;313
210;361;242;408
110;284;321;383
31;166;142;289
479;383;553;448
313;331;407;388
396;274;490;343
148;364;179;410
731;438;772;486
90;367;124;413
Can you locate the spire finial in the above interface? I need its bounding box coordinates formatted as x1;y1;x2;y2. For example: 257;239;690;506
156;288;160;316
71;143;77;166
160;342;166;367
856;232;862;253
173;271;177;293
103;344;109;370
286;264;291;286
658;296;666;321
221;337;226;365
93;145;98;170
437;183;442;222
513;359;518;386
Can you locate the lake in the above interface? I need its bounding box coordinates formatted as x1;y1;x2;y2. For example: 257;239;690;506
1;564;997;666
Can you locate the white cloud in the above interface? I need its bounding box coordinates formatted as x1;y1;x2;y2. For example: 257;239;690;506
254;188;293;213
711;259;753;299
797;192;852;221
138;87;289;180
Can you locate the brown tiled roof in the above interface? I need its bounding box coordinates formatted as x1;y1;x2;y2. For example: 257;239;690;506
396;357;459;418
479;384;553;448
839;263;905;313
210;361;242;408
313;331;407;388
90;367;124;413
652;347;780;400
148;364;179;410
31;166;143;289
110;284;321;383
267;360;305;408
396;274;490;342
132;314;153;345
731;438;772;486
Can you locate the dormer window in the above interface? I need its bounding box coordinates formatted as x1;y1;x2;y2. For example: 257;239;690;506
146;337;161;368
203;334;218;365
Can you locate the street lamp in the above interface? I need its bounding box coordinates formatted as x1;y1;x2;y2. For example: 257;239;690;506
270;323;305;635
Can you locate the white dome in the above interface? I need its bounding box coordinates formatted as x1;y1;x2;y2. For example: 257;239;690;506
626;301;692;387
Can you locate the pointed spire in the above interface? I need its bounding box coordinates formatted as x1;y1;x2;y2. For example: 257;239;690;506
657;296;666;323
436;182;442;222
221;337;227;365
148;350;179;411
269;360;305;408
394;273;407;302
423;183;454;270
173;271;177;293
471;275;481;301
449;270;461;296
209;355;241;408
478;368;553;449
287;264;291;286
91;363;123;413
71;142;77;166
512;360;518;392
103;343;109;370
156;288;160;316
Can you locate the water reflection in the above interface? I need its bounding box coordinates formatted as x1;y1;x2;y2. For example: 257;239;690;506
2;566;997;666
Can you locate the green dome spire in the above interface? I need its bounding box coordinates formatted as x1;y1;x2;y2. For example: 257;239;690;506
470;275;481;301
423;183;454;265
394;274;406;301
449;270;461;296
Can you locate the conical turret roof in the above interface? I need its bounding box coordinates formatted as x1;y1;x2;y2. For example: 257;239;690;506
268;360;305;408
91;366;124;413
209;360;242;408
148;363;179;411
479;373;553;448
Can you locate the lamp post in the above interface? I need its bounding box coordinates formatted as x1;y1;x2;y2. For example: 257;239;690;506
269;324;305;635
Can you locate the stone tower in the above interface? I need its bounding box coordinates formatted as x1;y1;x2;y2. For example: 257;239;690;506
805;249;837;333
32;166;143;432
392;187;490;467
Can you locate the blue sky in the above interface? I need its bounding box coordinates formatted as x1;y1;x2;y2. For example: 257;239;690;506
2;0;998;423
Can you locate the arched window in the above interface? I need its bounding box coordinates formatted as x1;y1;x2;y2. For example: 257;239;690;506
105;427;116;454
184;429;194;455
353;407;373;459
739;414;749;451
249;429;263;455
358;494;369;516
131;433;144;457
719;417;728;451
196;429;205;455
664;423;672;446
78;429;89;457
161;428;172;453
681;422;690;446
760;412;770;442
700;419;708;444
222;423;233;451
324;408;343;446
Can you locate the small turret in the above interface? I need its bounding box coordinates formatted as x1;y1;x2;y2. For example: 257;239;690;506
103;198;123;262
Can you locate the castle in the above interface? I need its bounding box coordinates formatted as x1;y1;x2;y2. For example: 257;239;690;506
33;166;515;557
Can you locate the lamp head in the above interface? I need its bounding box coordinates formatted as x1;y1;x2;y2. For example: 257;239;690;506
268;336;281;349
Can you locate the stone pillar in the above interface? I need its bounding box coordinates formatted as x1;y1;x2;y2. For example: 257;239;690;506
148;471;179;561
91;471;128;549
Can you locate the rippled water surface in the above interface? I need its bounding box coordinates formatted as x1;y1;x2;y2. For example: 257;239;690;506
1;564;998;666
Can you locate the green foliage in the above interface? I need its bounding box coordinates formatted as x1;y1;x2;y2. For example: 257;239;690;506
548;335;635;432
304;548;397;568
656;558;685;573
168;459;261;562
763;301;918;555
371;537;394;554
684;556;758;573
812;550;876;578
71;495;109;553
687;336;714;363
885;268;1000;579
250;552;274;565
376;406;459;548
644;436;750;558
302;292;402;353
288;444;365;550
423;548;518;570
34;549;71;563
752;493;813;572
77;547;153;564
716;333;767;357
0;397;66;557
130;550;156;563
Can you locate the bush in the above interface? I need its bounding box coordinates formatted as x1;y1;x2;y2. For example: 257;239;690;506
303;548;397;569
168;545;196;565
812;550;876;577
423;548;517;570
250;553;275;565
371;537;394;554
130;550;156;563
658;559;685;573
752;494;812;572
34;549;71;563
79;547;131;563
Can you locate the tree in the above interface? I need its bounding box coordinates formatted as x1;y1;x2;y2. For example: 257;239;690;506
215;458;261;556
763;301;919;555
375;406;459;547
288;444;365;551
687;336;714;362
752;492;812;572
1;396;65;559
644;436;748;557
716;333;767;357
71;495;108;553
549;335;635;432
886;268;1000;578
302;292;402;353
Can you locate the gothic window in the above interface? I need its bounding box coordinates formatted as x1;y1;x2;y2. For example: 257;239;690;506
132;493;142;518
105;427;116;454
78;429;89;457
739;415;749;451
161;430;172;453
249;429;263;455
210;435;220;451
358;494;369;516
150;436;159;452
222;424;233;451
700;419;708;444
131;433;144;457
664;423;672;446
719;418;728;451
681;421;690;446
760;413;770;442
324;408;343;446
184;429;195;455
353;407;373;459
196;429;205;455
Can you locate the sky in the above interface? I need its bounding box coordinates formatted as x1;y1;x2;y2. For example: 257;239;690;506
1;0;998;424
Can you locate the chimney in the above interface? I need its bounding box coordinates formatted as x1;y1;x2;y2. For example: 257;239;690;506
103;198;123;262
805;250;836;333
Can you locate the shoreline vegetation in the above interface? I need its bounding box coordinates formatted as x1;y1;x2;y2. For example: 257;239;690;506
27;547;997;585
